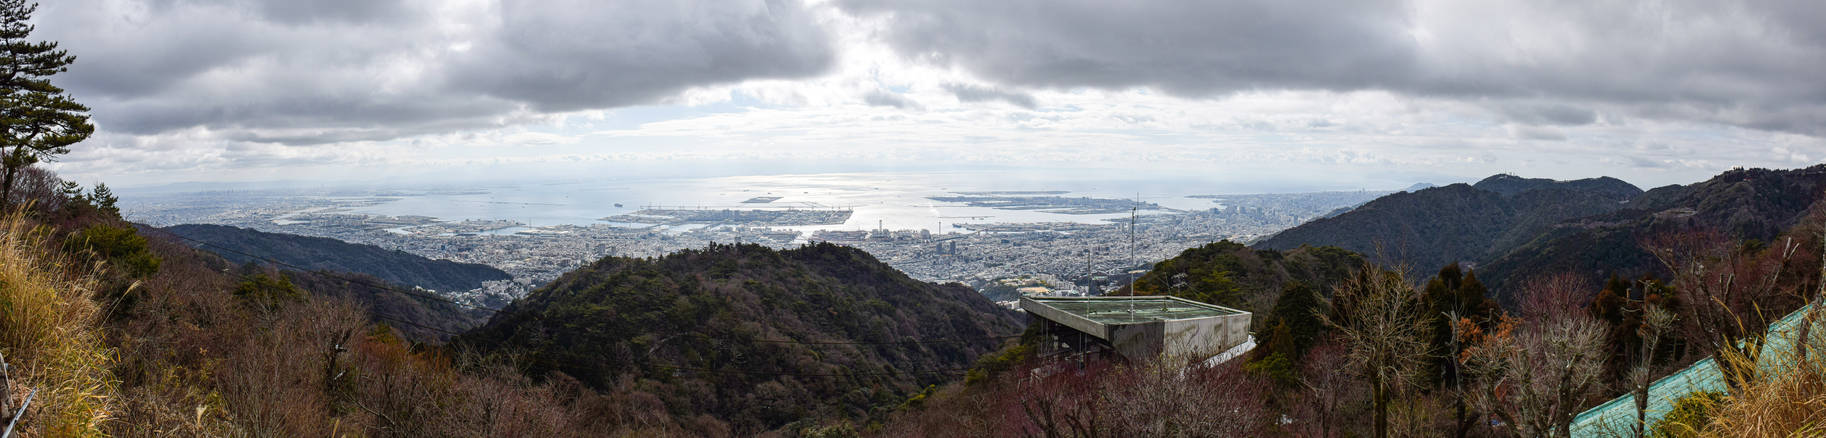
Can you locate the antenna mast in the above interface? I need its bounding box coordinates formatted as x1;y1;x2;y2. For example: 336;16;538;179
1129;200;1137;294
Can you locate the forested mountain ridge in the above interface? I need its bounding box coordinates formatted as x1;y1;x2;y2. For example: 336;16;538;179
1253;175;1643;273
134;226;482;341
457;242;1023;434
1478;165;1826;293
1253;166;1826;296
160;223;511;293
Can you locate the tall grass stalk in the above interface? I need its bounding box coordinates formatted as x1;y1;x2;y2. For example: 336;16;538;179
1700;265;1826;437
1699;335;1826;436
0;210;117;436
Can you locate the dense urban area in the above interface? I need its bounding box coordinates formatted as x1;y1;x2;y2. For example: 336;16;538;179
124;189;1390;305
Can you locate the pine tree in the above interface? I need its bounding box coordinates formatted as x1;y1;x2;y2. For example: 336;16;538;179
89;182;117;218
0;0;91;211
1267;282;1326;358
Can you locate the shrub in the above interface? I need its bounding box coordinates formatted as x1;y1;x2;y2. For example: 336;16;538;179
64;223;160;278
799;421;859;438
963;344;1031;386
233;273;303;313
1653;391;1723;438
898;385;938;410
1243;351;1296;386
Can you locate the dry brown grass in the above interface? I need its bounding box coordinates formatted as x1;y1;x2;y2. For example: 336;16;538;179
0;210;117;436
1698;310;1826;438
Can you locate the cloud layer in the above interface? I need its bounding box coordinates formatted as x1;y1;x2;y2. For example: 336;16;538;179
841;0;1826;134
28;0;1826;189
42;0;832;143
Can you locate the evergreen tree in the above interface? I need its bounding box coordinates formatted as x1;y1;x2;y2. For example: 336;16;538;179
1421;264;1496;384
1267;282;1327;358
1420;263;1496;438
56;177;77;200
0;0;91;210
88;182;117;218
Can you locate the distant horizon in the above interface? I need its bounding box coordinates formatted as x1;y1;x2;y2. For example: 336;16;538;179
100;159;1769;199
34;1;1823;196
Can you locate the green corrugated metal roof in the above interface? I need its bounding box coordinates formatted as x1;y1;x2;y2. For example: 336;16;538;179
1571;303;1819;437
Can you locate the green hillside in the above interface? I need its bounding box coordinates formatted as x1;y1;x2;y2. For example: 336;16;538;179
1125;240;1364;328
457;242;1023;434
1254;175;1642;275
1479;165;1826;294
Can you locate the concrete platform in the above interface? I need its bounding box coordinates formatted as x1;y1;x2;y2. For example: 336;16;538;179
1022;296;1251;363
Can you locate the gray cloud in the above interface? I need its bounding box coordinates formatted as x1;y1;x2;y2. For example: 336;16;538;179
238;0;409;24
1510;125;1567;141
942;83;1037;109
840;0;1826;135
39;0;834;144
453;0;833;112
843;0;1417;95
145;0;410;24
46;1;284;100
1498;103;1597;126
1628;156;1673;169
863;91;921;110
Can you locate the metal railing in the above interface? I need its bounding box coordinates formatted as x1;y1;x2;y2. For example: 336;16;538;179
2;388;34;438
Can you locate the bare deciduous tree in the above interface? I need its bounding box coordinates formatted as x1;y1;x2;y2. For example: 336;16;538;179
1467;273;1609;438
1296;339;1361;438
1646;229;1800;393
1628;304;1676;438
1010;357;1271;438
1101;360;1271;437
1319;264;1430;438
3;165;60;210
1786;213;1825;366
1516;313;1608;437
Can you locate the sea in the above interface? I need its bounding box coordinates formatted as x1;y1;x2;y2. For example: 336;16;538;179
125;168;1401;234
333;171;1272;233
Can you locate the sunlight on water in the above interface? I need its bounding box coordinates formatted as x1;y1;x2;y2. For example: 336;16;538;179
341;170;1238;233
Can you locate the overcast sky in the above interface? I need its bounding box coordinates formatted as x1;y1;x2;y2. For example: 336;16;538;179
37;0;1826;191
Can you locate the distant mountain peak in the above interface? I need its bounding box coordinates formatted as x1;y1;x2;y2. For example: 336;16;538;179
1257;172;1645;280
1471;174;1550;193
1402;182;1437;192
1471;174;1640;199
